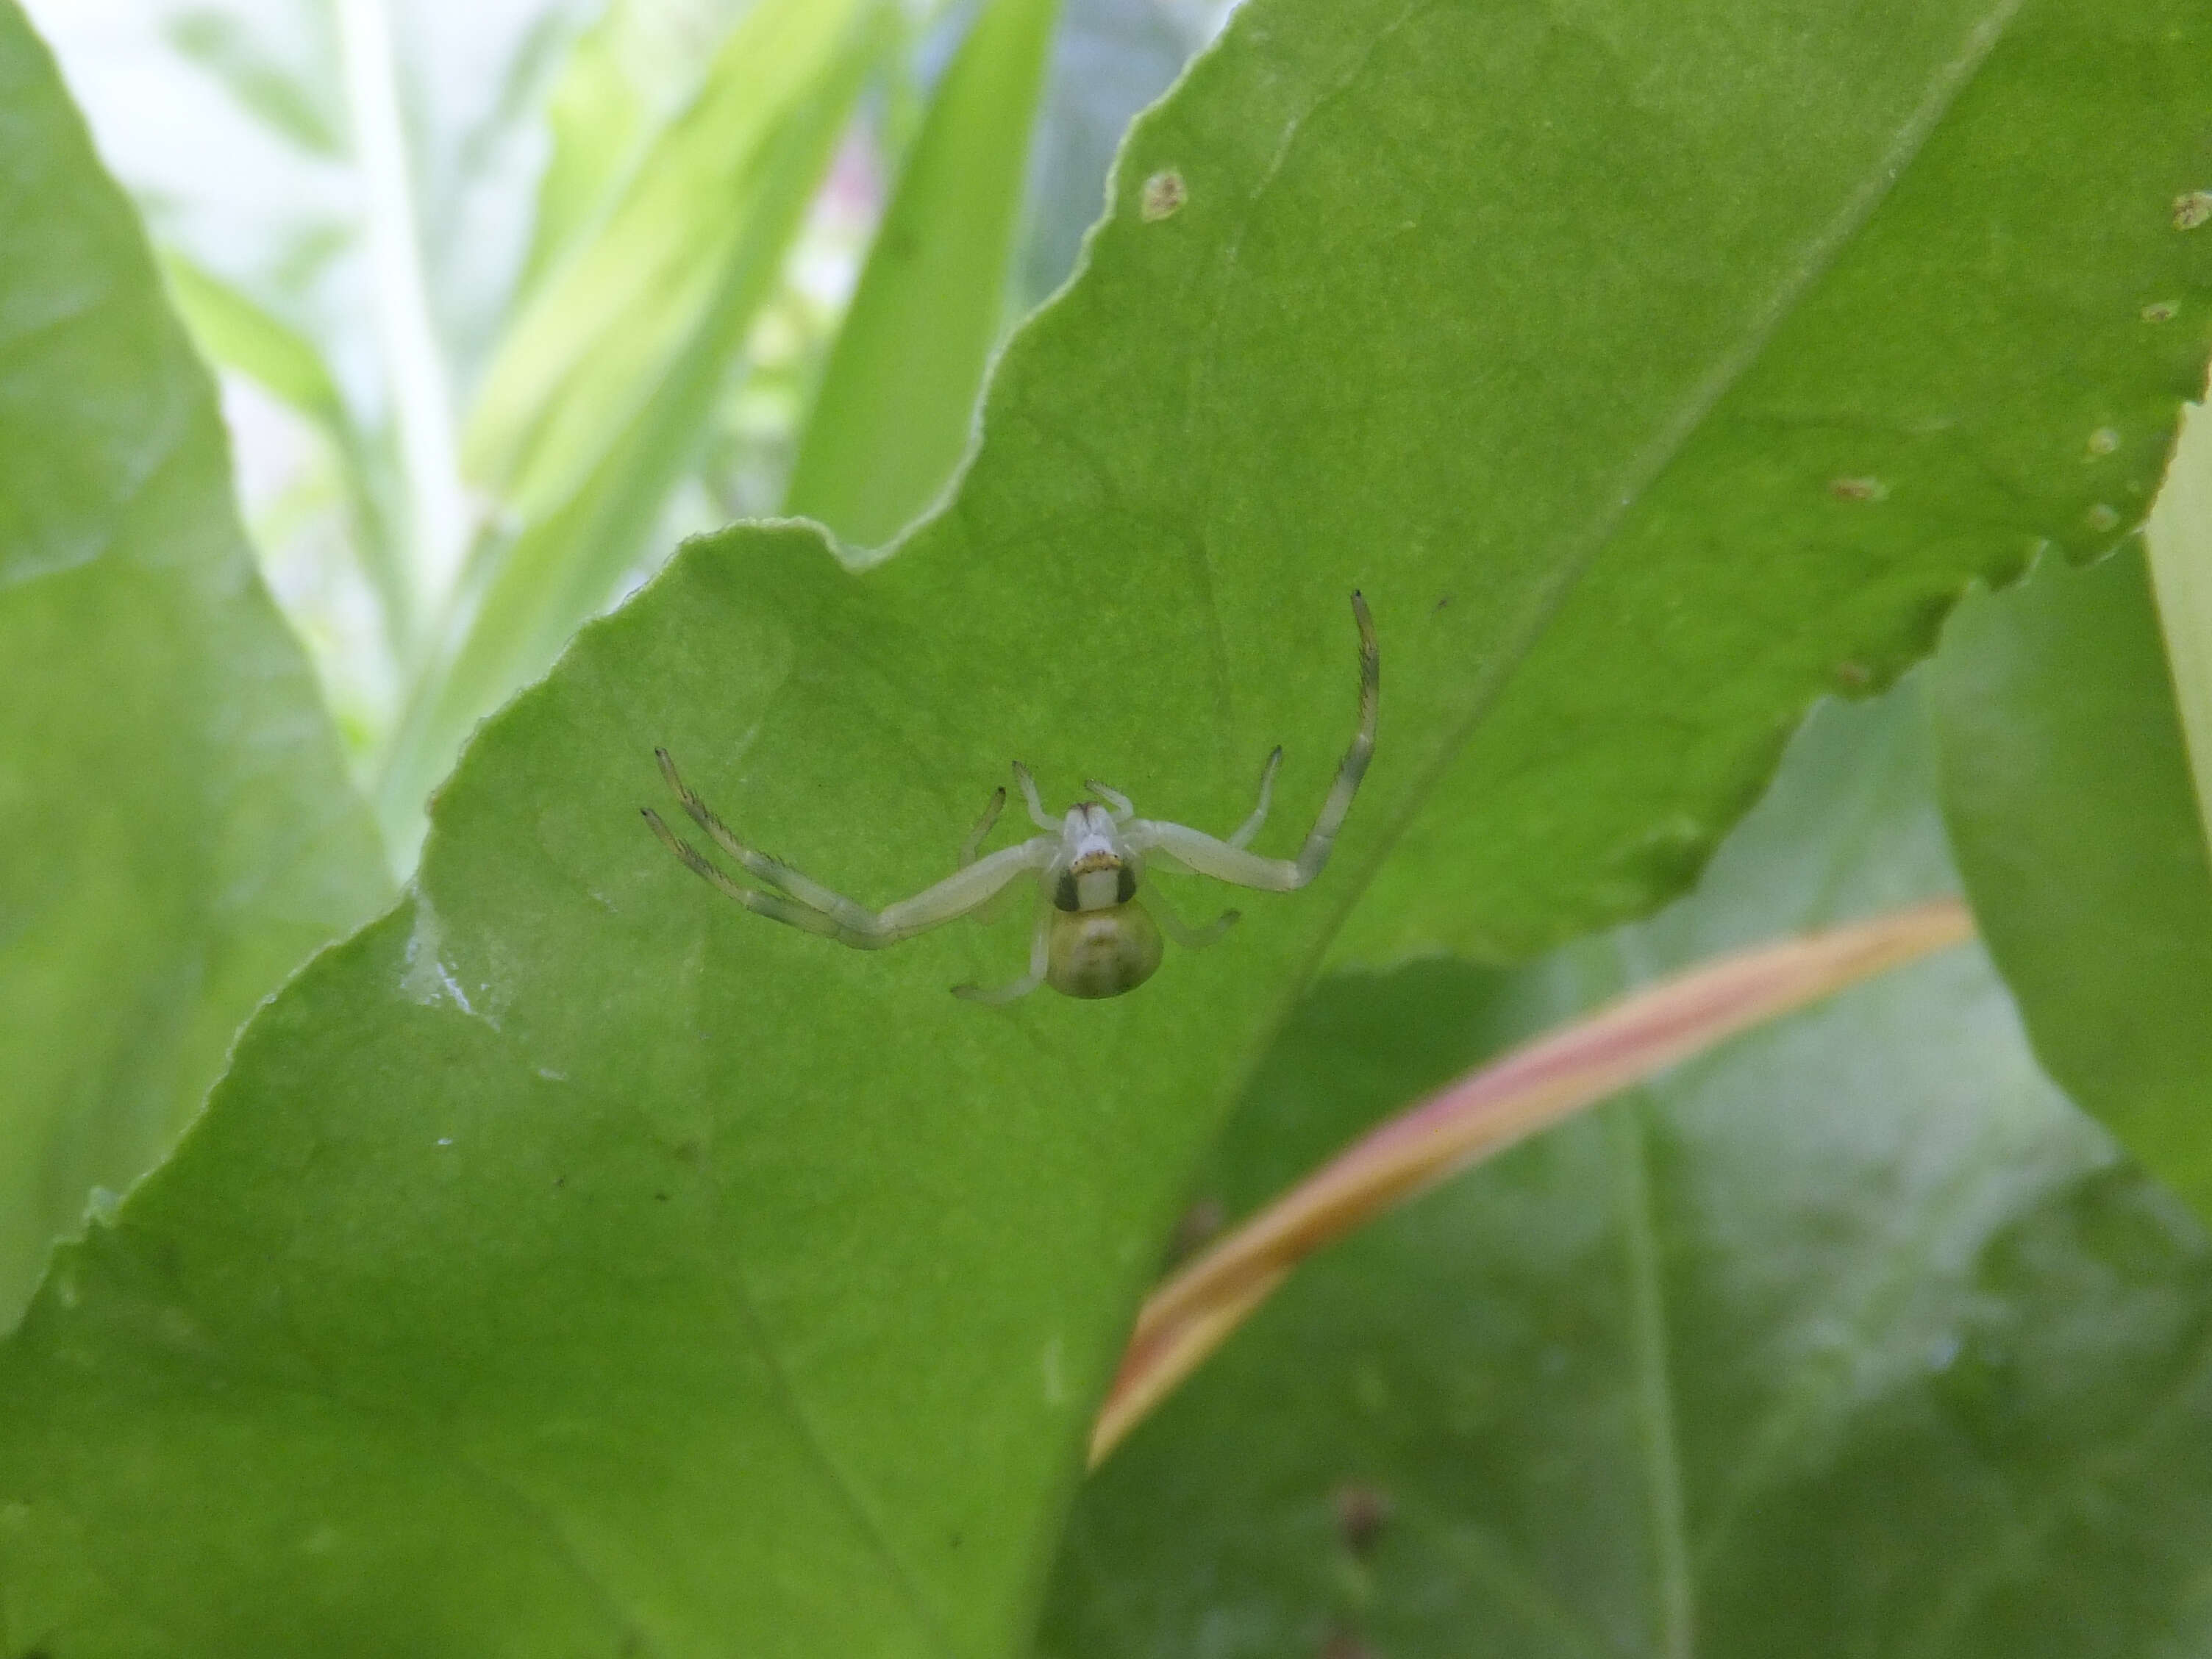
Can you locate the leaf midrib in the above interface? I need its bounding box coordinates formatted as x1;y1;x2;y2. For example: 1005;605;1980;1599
1310;0;2028;977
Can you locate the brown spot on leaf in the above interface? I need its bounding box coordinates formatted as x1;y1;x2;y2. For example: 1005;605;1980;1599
2174;190;2212;231
1334;1482;1394;1556
1828;476;1888;503
1141;169;1187;221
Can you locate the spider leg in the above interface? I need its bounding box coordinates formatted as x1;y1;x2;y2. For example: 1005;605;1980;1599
658;748;801;895
1084;779;1135;821
642;810;842;938
1126;592;1377;892
1227;746;1283;849
958;785;1027;924
952;908;1051;1004
650;749;1052;946
813;839;1059;945
959;787;1007;866
1012;761;1057;830
1140;888;1239;950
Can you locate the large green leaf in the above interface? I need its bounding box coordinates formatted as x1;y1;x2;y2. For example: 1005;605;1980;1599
4;0;2210;1652
1046;682;2212;1659
1330;0;2212;965
0;4;387;1325
1932;544;2212;1219
782;0;1063;546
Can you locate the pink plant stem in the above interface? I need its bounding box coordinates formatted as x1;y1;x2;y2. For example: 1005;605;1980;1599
1091;898;1976;1464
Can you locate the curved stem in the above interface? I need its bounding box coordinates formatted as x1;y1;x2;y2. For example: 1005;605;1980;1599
1089;899;1976;1464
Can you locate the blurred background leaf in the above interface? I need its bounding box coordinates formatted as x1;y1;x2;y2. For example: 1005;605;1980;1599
1933;543;2212;1221
1046;677;2212;1659
516;0;760;305
2147;399;2212;860
24;0;599;771
0;3;389;1328
782;0;1063;547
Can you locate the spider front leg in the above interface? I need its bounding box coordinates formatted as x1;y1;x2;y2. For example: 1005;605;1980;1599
1127;591;1378;893
959;786;1007;866
960;785;1030;926
1228;746;1283;849
953;910;1052;1005
1141;888;1240;950
647;749;1050;947
641;807;849;939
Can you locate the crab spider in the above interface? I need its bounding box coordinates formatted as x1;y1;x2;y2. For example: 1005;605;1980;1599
643;592;1379;1002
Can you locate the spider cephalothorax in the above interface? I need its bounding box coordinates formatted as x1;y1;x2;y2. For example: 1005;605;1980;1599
644;593;1379;1003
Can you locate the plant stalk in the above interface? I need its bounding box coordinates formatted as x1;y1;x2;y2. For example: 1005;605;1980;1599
335;0;469;641
1089;899;1977;1464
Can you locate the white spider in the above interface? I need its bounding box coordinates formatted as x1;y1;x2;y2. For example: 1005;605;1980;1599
644;593;1378;1003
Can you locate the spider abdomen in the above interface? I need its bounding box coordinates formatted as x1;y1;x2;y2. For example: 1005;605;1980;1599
1046;903;1163;999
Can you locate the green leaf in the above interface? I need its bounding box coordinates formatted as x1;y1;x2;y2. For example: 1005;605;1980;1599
517;0;758;305
463;0;880;522
377;0;887;861
162;4;344;157
2146;399;2212;849
157;248;405;633
4;0;2211;1650
158;249;348;429
1932;543;2212;1220
26;0;623;758
782;0;1063;546
0;3;388;1324
1327;0;2212;965
1046;682;2212;1659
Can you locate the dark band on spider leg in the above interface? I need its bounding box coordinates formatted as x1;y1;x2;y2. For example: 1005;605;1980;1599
658;756;807;899
657;749;730;841
643;809;750;902
643;810;852;940
1291;593;1380;882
